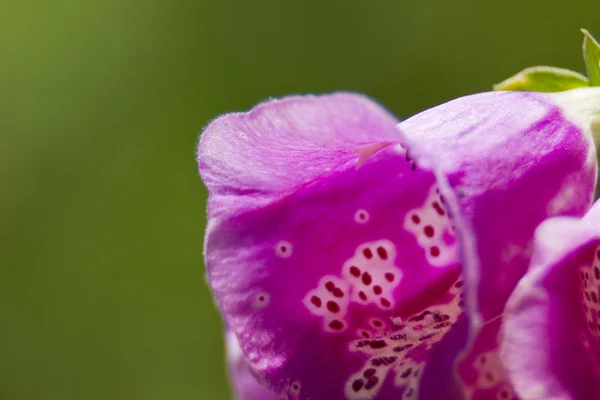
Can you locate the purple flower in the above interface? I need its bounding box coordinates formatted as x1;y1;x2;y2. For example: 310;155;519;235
197;89;599;399
501;199;600;400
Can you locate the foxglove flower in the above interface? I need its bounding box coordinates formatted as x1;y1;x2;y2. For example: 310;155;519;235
501;199;600;400
198;88;599;399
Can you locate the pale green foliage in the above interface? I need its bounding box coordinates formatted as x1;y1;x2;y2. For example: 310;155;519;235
494;66;589;92
582;29;600;86
495;29;600;92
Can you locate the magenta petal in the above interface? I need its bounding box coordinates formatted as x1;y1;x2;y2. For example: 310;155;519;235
502;201;600;400
398;89;598;398
198;93;402;219
226;331;280;400
200;94;465;399
399;90;597;324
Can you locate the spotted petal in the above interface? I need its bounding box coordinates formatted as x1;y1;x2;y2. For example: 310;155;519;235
501;201;600;400
399;89;599;399
199;90;599;400
199;94;465;400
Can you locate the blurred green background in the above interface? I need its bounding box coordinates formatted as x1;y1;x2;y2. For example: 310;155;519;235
1;1;598;399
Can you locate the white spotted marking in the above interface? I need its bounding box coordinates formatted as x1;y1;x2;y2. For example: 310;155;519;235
345;276;464;400
579;244;600;346
275;241;293;258
288;380;301;398
253;292;270;309
342;240;402;310
404;185;457;267
354;209;370;224
495;384;514;400
395;360;425;399
303;276;351;332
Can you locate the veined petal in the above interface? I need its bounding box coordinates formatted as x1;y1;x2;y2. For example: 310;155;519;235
198;93;401;219
200;94;465;400
398;89;599;399
400;89;598;323
502;200;600;400
226;330;280;400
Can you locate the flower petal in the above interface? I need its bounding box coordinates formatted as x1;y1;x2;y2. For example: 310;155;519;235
398;89;598;399
200;94;465;399
198;93;401;219
226;330;281;400
501;201;600;400
399;89;598;324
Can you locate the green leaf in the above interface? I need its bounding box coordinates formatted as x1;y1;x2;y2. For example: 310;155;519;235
582;29;600;86
493;66;589;92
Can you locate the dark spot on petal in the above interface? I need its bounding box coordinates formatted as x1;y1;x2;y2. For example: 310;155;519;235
361;331;370;338
359;291;367;301
310;296;321;307
586;292;591;301
350;266;361;277
325;281;335;291
385;273;395;282
409;310;431;322
405;387;414;397
424;225;434;237
411;214;421;224
333;288;344;298
377;247;388;260
418;332;438;341
430;246;440;257
373;285;382;295
454;280;464;288
597;249;600;261
433;201;445;216
363;248;373;259
371;359;382;366
352;379;364;392
380;298;391;307
369;340;387;349
401;368;412;378
364;376;379;390
595;267;599;280
363;368;376;378
485;372;494;382
373;320;382;327
329;320;344;330
362;272;372;285
592;292;597;303
327;301;340;313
